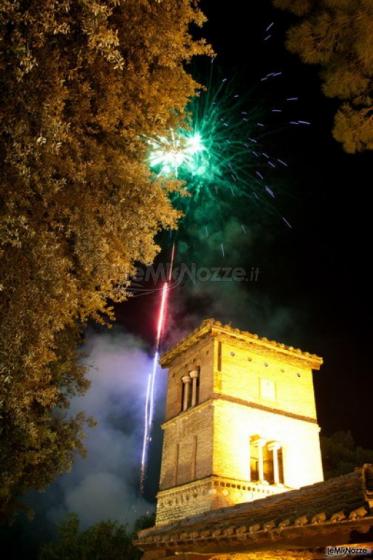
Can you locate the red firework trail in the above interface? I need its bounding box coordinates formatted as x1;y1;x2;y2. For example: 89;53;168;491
156;283;168;347
140;242;175;493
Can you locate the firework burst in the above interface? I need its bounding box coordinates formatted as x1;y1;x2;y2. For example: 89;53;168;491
148;70;292;216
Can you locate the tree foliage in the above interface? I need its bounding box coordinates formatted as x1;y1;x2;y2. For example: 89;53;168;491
321;430;373;479
274;0;373;153
0;0;210;517
39;513;138;560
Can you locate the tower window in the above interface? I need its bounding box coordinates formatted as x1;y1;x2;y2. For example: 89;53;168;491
181;370;200;412
196;375;200;404
174;443;179;485
263;446;274;484
250;437;284;485
181;375;192;411
181;381;185;411
217;341;222;371
278;447;284;484
191;435;198;479
190;368;200;407
250;440;259;482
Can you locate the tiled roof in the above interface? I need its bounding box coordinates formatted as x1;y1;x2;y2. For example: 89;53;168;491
136;465;373;554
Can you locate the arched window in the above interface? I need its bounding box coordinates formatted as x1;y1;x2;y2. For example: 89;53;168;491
278;447;284;484
190;368;200;406
181;381;185;411
250;438;284;485
181;375;192;412
263;446;274;484
250;441;259;482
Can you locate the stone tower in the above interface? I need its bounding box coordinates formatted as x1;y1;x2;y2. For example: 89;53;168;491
156;319;324;526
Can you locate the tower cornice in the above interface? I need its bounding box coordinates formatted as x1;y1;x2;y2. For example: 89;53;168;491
160;318;323;370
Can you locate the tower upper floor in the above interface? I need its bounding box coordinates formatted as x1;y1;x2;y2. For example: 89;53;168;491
160;319;323;424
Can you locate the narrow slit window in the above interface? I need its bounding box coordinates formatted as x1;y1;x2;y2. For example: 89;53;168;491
250;439;259;481
278;447;284;484
217;341;222;371
263;446;274;484
191;435;198;480
174;443;179;485
181;380;185;412
195;370;200;405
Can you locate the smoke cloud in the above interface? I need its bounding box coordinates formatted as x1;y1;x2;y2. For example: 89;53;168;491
32;328;162;530
164;215;302;351
28;219;301;534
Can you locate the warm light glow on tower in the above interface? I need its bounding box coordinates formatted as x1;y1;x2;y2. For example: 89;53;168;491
155;319;324;525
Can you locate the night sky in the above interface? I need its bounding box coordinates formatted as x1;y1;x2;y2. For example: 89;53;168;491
2;3;372;557
117;0;373;453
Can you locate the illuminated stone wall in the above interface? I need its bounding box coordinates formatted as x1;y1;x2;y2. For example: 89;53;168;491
213;338;318;419
213;399;323;489
156;475;285;526
159;402;213;491
164;336;214;422
156;321;323;526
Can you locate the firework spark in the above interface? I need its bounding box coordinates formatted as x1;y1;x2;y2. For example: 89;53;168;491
146;65;310;258
140;246;174;492
149;130;205;177
148;72;288;217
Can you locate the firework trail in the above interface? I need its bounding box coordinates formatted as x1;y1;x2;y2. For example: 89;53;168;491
140;243;175;493
140;31;311;486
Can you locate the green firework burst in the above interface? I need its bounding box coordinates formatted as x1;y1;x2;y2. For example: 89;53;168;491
148;76;275;206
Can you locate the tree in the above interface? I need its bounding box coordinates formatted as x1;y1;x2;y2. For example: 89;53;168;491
273;0;373;153
321;430;373;479
0;0;210;518
39;513;137;560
